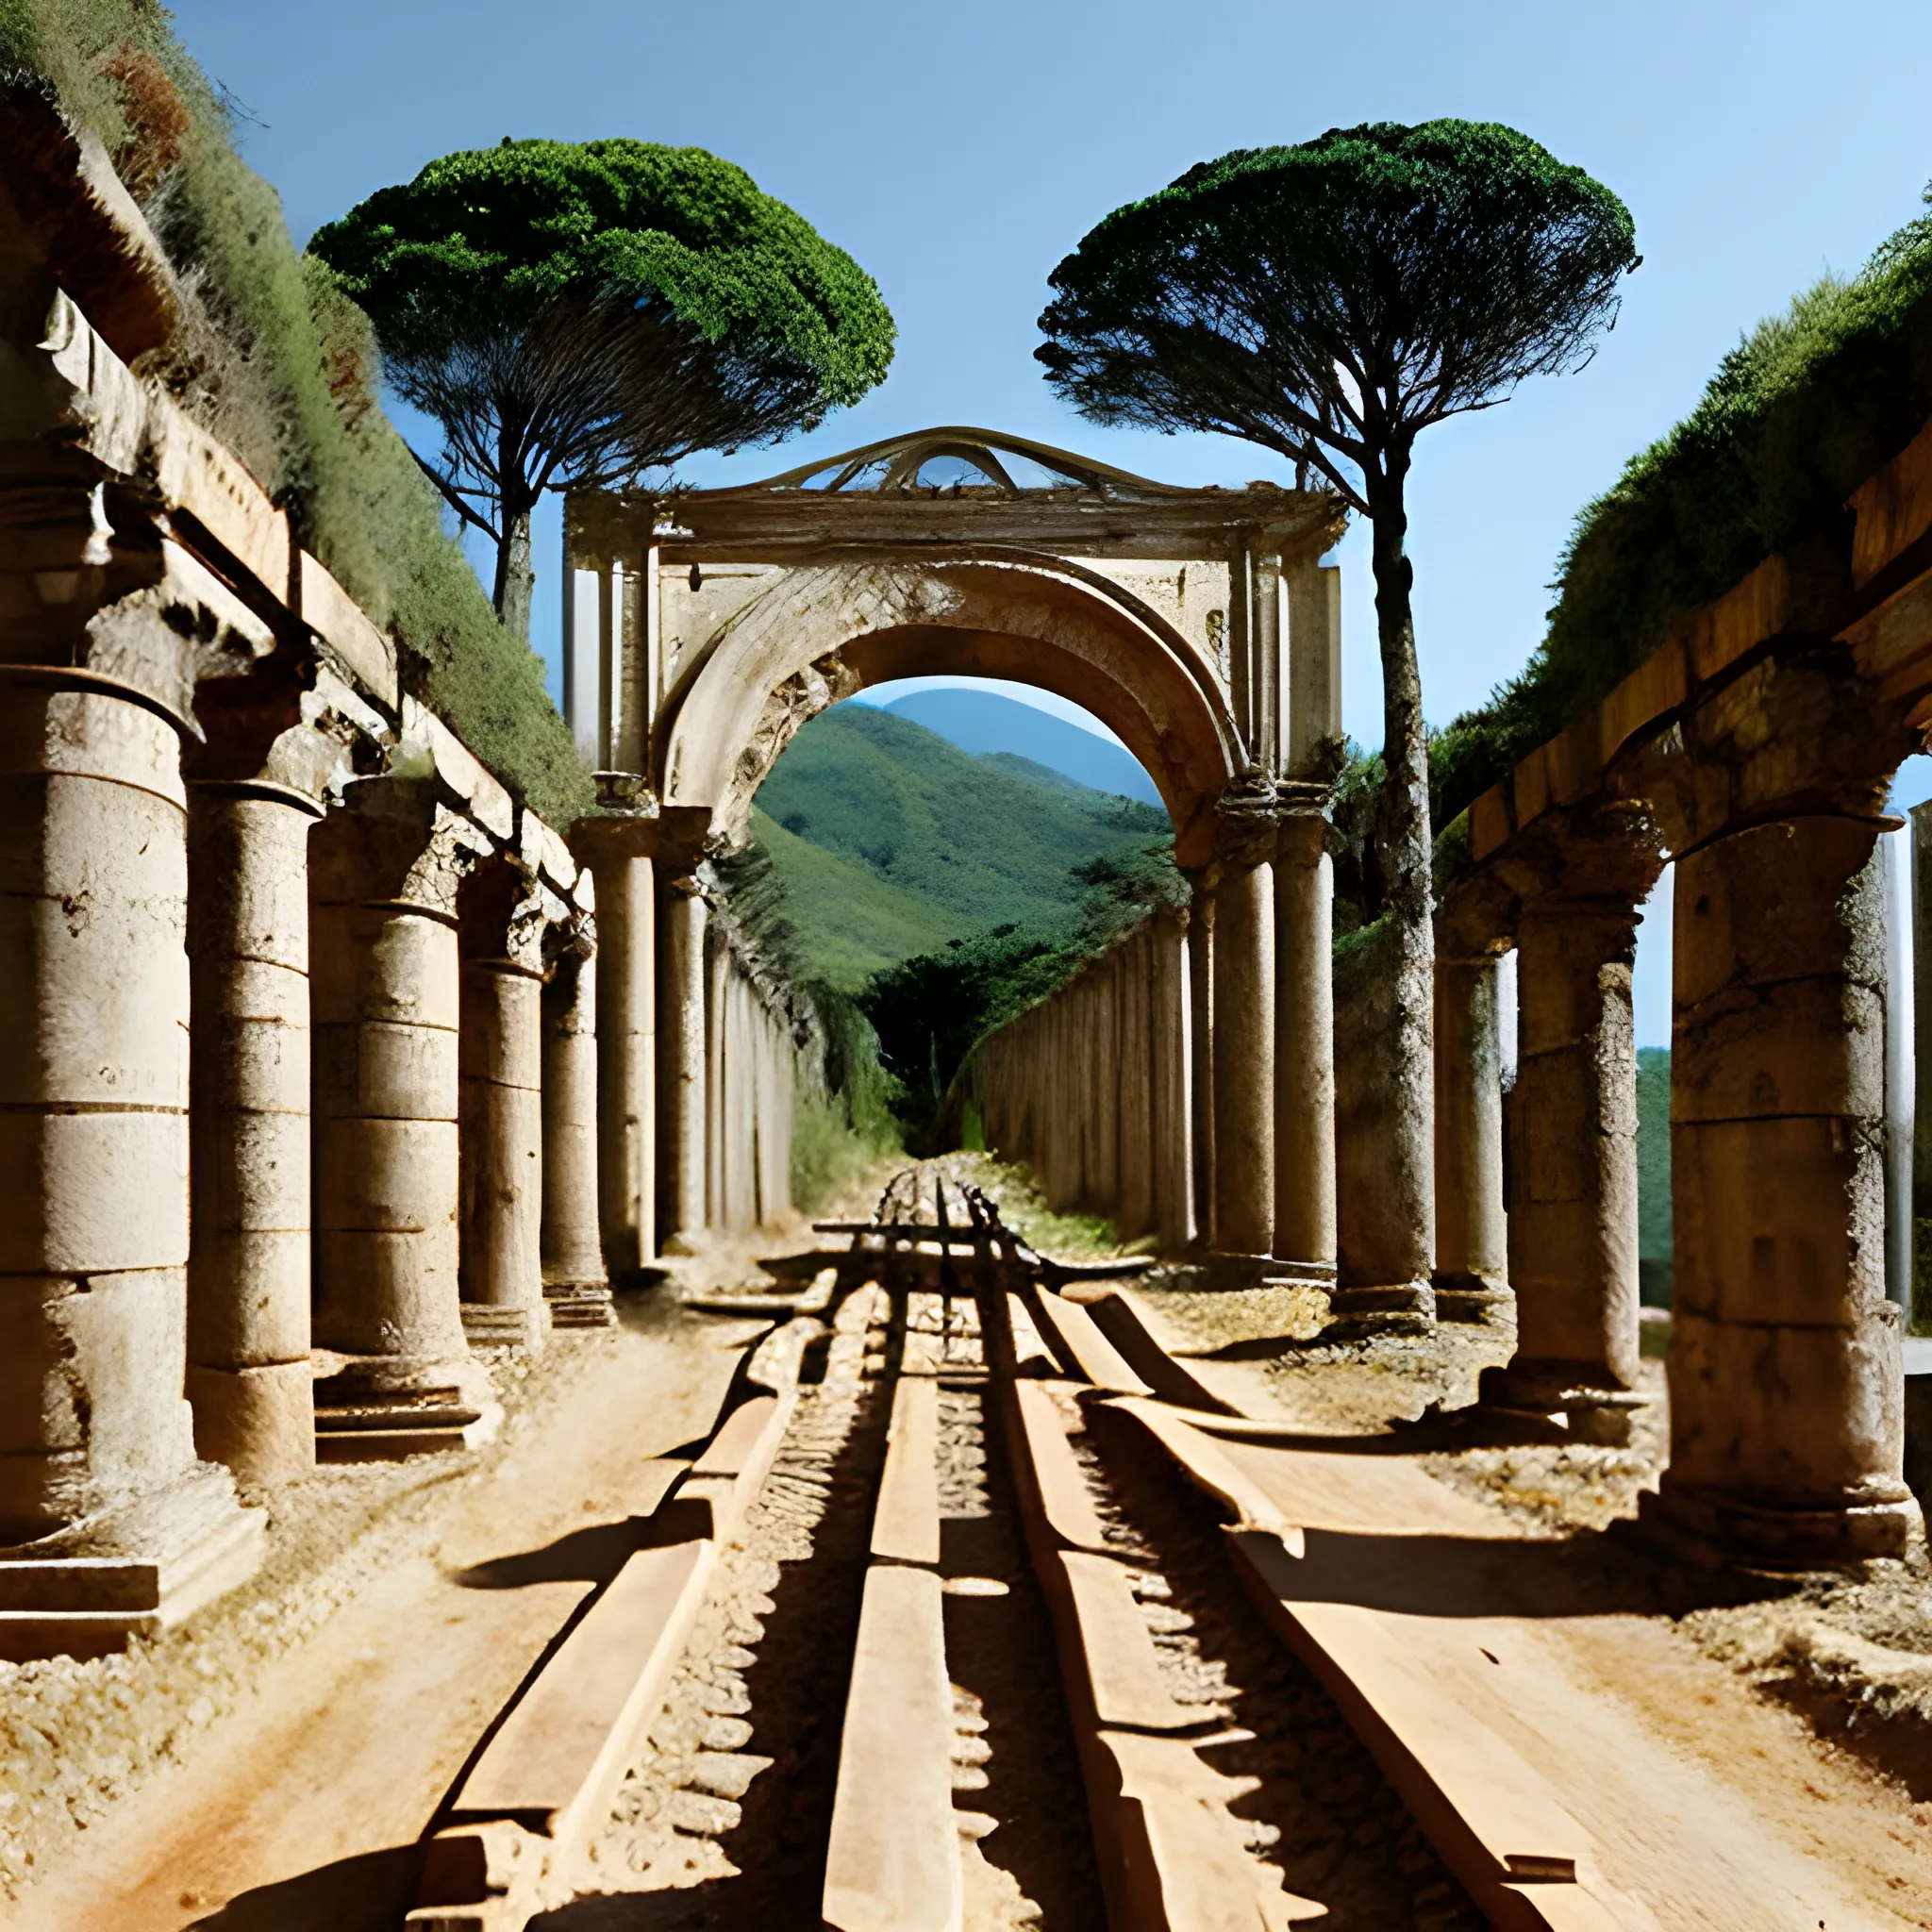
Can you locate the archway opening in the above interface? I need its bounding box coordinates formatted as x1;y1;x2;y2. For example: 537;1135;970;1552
730;668;1184;1173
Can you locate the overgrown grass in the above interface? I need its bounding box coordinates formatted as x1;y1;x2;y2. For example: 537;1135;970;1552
962;1153;1129;1260
1431;179;1932;835
1;1;591;824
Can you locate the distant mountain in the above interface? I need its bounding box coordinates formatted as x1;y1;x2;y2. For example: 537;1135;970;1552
880;690;1162;806
754;704;1171;988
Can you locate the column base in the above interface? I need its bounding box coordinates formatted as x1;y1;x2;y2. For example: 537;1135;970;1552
1477;1360;1646;1446
0;1466;266;1661
1430;1272;1513;1325
459;1301;552;1351
314;1360;499;1462
1266;1256;1339;1286
1198;1251;1288;1291
1324;1280;1436;1338
1641;1474;1923;1570
543;1279;617;1329
188;1361;318;1484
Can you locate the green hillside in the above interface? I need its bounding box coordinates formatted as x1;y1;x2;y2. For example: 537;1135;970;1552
746;806;974;986
755;705;1171;987
978;751;1137;803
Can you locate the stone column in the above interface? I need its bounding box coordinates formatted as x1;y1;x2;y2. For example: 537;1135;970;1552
1210;789;1277;1262
568;809;675;1282
1432;952;1511;1324
1910;800;1932;1327
1186;876;1216;1248
1151;904;1196;1252
660;872;710;1246
1091;958;1121;1217
707;932;732;1226
1650;813;1917;1560
456;860;548;1352
309;776;485;1455
1479;899;1645;1442
0;669;263;1638
186;780;323;1481
539;923;614;1327
1273;796;1336;1280
1118;928;1155;1241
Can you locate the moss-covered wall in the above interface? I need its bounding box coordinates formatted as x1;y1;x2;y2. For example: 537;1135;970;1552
1431;185;1932;839
1;0;592;824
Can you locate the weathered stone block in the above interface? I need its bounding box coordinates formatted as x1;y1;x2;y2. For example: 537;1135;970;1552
1671;978;1883;1124
316;1117;460;1230
1667;1302;1907;1506
187;1361;315;1482
0;1110;189;1274
1674;817;1885;1010
313;1018;458;1122
1673;1116;1886;1326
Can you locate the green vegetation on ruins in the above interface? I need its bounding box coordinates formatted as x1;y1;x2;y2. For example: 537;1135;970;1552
1432;178;1932;839
309;141;894;642
0;1;590;823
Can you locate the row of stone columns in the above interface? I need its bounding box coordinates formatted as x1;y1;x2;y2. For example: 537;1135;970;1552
973;908;1193;1251
0;661;806;1653
1430;774;1918;1558
706;943;798;1232
971;778;1337;1275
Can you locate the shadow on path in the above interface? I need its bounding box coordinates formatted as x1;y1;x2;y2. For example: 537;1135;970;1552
190;1845;420;1932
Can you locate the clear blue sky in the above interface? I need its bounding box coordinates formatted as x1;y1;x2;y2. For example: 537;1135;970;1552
170;0;1932;1039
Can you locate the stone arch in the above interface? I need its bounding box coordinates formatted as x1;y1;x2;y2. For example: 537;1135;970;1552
657;553;1241;866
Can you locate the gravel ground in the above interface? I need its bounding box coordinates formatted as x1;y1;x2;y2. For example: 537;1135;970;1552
0;1359;555;1901
1067;1391;1486;1932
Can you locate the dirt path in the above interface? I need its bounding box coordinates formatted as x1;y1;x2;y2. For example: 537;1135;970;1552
1119;1283;1932;1929
9;1305;764;1932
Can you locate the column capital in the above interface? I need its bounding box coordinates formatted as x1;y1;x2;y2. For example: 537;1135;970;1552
569;802;711;875
1491;797;1665;918
458;851;553;974
313;774;491;920
1211;772;1279;872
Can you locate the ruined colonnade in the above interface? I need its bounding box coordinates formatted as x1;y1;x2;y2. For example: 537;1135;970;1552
971;420;1932;1566
0;245;798;1654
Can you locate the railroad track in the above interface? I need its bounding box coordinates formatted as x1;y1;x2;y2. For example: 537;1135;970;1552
407;1163;1710;1931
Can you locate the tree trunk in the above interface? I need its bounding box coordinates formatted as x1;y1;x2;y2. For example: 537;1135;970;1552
1348;452;1435;1293
493;500;536;645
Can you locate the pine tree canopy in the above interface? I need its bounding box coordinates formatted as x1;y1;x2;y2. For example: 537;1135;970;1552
1036;120;1638;511
308;140;895;630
